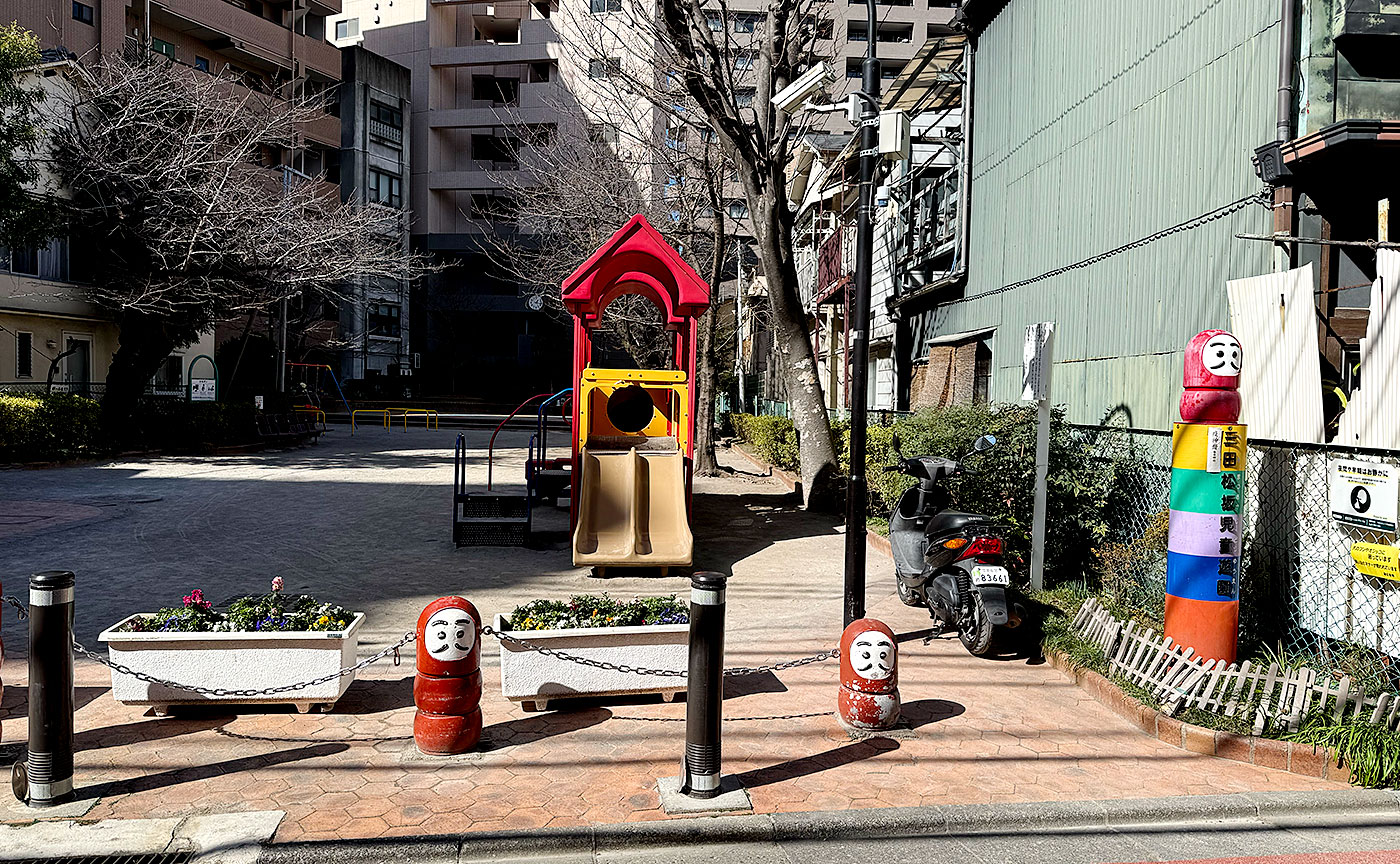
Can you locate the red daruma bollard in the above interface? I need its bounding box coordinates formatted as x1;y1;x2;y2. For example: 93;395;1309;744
837;618;900;731
413;597;483;755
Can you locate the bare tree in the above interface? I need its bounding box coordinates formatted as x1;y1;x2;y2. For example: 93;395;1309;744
48;55;429;430
555;0;841;506
483;93;735;473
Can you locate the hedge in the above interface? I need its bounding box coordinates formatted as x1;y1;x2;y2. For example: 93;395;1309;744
0;393;102;462
727;404;1139;584
127;398;258;452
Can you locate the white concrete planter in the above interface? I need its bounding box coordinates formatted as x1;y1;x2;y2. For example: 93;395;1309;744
98;612;365;714
494;613;688;712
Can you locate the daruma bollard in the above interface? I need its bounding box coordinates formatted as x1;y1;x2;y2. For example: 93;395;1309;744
837;618;900;731
20;571;77;806
413;597;483;755
1167;329;1245;663
679;571;726;799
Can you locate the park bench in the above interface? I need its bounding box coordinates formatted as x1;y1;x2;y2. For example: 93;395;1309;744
255;413;321;447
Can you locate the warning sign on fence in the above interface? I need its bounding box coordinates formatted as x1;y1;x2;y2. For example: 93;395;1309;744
1330;460;1398;533
1351;541;1400;581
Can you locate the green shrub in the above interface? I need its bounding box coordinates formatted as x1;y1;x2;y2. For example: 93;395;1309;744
0;392;101;462
728;413;800;473
128;398;257;451
1289;717;1400;787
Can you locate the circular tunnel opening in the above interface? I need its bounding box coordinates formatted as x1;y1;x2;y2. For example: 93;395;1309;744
606;385;656;434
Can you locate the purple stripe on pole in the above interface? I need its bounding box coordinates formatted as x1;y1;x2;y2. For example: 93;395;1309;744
1168;508;1242;558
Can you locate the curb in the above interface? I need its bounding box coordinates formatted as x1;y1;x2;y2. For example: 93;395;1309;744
254;791;1400;862
1044;651;1352;783
727;441;802;494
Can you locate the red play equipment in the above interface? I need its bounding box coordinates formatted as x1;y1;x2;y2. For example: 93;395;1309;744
562;215;712;571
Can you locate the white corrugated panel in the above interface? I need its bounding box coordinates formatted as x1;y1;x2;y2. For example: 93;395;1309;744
1226;264;1324;444
1334;249;1400;450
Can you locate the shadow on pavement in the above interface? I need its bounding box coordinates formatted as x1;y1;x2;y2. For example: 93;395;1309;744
74;713;232;751
734;737;901;789
479;706;612;751
332;676;414;714
901;698;966;728
690;489;841;577
78;742;349;800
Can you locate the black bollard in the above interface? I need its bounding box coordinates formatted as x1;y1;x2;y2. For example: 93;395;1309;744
20;570;76;807
680;570;726;799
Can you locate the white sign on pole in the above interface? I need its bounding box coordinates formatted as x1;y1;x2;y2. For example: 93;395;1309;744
255;395;264;410
190;378;216;402
1022;322;1054;401
1330;460;1398;533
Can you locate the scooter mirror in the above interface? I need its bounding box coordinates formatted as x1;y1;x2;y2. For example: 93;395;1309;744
973;434;997;452
890;432;902;455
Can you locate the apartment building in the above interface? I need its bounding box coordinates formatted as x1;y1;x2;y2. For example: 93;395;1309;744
7;0;345;396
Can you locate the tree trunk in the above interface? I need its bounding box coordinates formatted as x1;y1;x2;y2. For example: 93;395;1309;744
694;305;720;475
749;188;840;509
102;312;181;446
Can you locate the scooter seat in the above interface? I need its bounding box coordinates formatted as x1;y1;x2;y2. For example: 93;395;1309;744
926;511;995;538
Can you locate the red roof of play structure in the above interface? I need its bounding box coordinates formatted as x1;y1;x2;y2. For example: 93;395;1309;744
561;215;712;325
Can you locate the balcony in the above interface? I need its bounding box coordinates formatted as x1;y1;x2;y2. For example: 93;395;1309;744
899;171;959;270
815;224;854;304
429;20;558;66
302;109;342;148
153;0;343;79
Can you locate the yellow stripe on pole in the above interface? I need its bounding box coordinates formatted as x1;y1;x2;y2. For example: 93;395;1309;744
1171;423;1248;471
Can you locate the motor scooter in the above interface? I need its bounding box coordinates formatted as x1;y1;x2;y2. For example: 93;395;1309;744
885;433;1024;655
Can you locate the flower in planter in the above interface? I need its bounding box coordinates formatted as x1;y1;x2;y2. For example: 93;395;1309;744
509;594;688;631
118;583;352;634
271;576;284;593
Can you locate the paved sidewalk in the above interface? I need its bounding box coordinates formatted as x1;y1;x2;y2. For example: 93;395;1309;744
0;433;1347;843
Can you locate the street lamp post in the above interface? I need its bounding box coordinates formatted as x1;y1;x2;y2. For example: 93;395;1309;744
842;0;881;627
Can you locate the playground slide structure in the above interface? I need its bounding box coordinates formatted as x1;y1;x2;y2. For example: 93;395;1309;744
561;216;712;570
572;448;692;566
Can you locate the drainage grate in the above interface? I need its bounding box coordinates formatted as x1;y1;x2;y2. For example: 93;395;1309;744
8;854;193;864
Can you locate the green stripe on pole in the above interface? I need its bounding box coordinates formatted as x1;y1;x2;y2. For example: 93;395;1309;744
1169;468;1245;515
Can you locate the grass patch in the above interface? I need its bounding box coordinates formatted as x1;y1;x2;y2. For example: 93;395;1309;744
1289;716;1400;787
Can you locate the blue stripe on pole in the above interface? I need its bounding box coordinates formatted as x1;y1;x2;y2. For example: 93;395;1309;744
1166;550;1238;602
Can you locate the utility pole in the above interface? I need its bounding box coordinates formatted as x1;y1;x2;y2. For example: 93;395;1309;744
843;0;881;627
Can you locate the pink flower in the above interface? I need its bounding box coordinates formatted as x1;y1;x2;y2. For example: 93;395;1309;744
271;576;284;593
183;589;210;611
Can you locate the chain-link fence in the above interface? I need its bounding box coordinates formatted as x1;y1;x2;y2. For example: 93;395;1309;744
1074;424;1400;692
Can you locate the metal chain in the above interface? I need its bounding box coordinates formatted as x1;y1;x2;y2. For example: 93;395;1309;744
70;631;415;698
483;625;839;678
2;595;28;620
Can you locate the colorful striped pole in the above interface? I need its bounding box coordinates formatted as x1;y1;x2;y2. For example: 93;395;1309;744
1165;423;1247;663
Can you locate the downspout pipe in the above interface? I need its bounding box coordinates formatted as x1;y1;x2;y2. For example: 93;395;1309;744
1275;0;1297;143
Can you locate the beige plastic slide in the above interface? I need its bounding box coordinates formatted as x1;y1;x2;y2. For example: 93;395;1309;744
572;446;693;567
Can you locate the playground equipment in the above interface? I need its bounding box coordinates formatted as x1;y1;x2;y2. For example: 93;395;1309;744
454;433;530;546
562;215;711;571
527;389;573;504
286;363;353;419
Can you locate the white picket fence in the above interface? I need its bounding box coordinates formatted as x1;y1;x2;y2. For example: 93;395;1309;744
1070;598;1400;735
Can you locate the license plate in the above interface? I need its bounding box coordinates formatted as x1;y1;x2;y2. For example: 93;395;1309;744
971;565;1010;587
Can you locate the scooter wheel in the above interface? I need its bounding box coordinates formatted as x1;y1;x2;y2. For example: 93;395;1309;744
896;579;924;608
958;591;995;656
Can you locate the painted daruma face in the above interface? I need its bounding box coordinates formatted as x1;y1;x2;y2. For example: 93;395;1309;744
1202;333;1242;377
426;610;476;661
851;630;895;680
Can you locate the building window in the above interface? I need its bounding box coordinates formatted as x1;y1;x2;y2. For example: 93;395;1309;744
370;100;403;130
588;123;618;144
705;14;722;31
151;38;175;59
735;88;755;108
589;0;621;12
972;340;992;405
194;56;210;72
367;169;402;207
734;52;755;72
588;57;621;79
471;77;518;105
72;1;94;25
368;303;401;338
727;199;748;219
15;332;33;379
335;18;359;40
734;13;761;32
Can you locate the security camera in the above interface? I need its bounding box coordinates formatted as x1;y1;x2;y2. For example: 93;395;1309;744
770;62;834;113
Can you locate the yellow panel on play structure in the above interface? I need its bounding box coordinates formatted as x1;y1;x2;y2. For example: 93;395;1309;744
578;368;690;453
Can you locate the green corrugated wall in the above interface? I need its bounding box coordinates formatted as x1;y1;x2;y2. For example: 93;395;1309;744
928;0;1281;429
